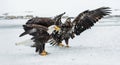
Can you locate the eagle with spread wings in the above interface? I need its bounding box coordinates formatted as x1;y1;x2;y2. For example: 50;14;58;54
19;7;111;56
51;7;111;47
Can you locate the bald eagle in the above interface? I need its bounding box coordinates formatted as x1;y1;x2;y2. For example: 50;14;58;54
51;7;111;47
19;12;65;56
19;7;111;56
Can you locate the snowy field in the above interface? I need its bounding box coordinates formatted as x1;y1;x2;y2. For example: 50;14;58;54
0;18;120;65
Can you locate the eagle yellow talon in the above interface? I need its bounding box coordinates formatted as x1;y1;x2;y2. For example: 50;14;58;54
58;43;64;47
65;45;70;48
40;50;47;56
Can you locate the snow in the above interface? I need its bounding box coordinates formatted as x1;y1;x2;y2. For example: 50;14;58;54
0;18;120;65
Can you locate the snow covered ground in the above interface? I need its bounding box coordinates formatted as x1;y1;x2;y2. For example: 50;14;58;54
0;18;120;65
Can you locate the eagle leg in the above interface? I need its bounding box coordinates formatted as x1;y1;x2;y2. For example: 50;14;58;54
65;38;70;48
39;44;48;56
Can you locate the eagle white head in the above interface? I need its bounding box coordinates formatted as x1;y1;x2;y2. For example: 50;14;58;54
47;25;61;34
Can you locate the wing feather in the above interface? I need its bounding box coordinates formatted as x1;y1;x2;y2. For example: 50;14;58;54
26;17;55;27
53;12;66;26
73;7;111;35
19;24;48;37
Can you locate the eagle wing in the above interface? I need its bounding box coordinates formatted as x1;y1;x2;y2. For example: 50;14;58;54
72;7;111;35
19;24;48;37
19;24;50;55
53;12;66;27
26;17;55;27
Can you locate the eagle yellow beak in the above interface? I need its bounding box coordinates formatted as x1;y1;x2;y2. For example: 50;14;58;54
54;26;60;31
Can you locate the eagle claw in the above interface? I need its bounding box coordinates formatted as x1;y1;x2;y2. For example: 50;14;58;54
58;43;64;47
65;45;70;48
40;50;48;56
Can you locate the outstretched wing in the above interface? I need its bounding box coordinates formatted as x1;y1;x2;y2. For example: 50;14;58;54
72;7;111;35
53;12;66;26
19;24;48;37
26;17;55;27
25;12;65;28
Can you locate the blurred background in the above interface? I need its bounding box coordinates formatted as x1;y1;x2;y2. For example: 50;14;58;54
0;0;120;17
